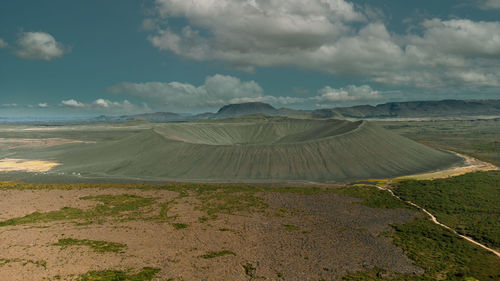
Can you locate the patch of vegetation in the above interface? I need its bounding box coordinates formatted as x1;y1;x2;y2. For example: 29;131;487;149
200;250;236;259
196;189;268;219
0;183;334;228
53;238;127;253
77;267;160;281
171;223;188;230
198;216;209;223
243;263;256;277
0;194;156;227
394;171;500;250
283;224;299;231
155;200;178;222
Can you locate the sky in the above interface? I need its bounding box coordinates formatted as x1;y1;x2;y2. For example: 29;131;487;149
0;0;500;118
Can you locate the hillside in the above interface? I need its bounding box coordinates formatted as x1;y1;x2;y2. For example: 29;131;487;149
41;118;460;181
215;102;279;118
315;99;500;118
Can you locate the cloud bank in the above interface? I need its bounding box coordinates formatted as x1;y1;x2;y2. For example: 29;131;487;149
146;0;500;88
109;74;382;112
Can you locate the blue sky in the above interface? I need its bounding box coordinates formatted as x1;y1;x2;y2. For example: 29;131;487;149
1;0;499;117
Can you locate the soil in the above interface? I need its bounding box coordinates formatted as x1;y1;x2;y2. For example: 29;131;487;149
0;188;422;280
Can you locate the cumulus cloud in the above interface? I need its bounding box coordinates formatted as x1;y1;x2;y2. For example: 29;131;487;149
374;19;500;88
110;73;385;111
148;0;365;69
37;103;48;108
92;98;134;109
61;99;85;108
15;32;70;60
58;98;149;115
145;0;500;89
0;38;7;48
315;85;381;102
109;74;267;111
61;98;138;109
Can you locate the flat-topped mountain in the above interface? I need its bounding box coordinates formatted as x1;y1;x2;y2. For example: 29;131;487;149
215;102;279;118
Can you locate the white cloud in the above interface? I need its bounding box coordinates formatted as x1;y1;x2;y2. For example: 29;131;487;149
228;95;306;105
110;73;386;110
480;0;500;9
146;1;500;89
15;32;70;60
375;19;500;88
58;98;149;115
315;85;381;102
0;38;7;48
109;74;266;111
149;0;365;67
61;99;85;108
1;103;17;107
37;103;48;108
410;19;500;59
92;98;134;108
61;98;138;109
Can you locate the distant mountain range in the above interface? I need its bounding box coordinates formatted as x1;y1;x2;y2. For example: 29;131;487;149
318;99;500;118
91;102;283;123
89;99;500;123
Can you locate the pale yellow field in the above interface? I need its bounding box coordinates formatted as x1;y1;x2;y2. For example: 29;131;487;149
0;158;60;172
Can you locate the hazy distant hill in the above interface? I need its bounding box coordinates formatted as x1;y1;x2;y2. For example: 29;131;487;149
93;112;186;123
87;99;500;123
315;99;500;118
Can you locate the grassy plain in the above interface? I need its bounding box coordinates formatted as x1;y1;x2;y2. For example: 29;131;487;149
393;171;500;251
379;118;500;167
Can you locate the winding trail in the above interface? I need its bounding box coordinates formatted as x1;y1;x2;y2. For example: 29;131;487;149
374;184;500;258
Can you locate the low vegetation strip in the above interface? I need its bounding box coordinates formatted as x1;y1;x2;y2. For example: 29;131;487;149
77;267;160;281
394;171;500;251
53;238;127;253
0;194;156;227
200;250;236;259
